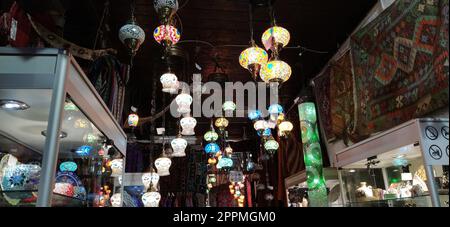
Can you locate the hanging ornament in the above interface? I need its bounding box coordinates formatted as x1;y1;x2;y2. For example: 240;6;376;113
264;137;279;155
208;157;217;165
222;101;236;116
171;136;188;157
153;0;179;24
142;169;160;190
119;17;145;56
175;93;193;114
239;44;268;80
204;143;220;155
204;130;219;142
215;117;229;131
142;191;162;207
155;152;172;176
261;26;290;53
110;193;122;207
278;120;294;138
260;60;292;83
160;72;179;93
180;116;197;136
248;110;262;121
253;120;266;134
153;24;181;46
225;145;233;156
127;113;139;127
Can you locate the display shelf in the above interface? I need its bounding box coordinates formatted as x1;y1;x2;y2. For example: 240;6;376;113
346;194;449;207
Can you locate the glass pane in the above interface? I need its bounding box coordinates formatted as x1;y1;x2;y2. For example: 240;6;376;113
53;98;123;207
341;144;432;207
0;89;52;207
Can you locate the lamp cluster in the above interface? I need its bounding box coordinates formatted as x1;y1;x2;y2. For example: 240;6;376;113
239;4;292;83
248;104;293;157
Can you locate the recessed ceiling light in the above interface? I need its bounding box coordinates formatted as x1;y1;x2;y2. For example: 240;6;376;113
41;130;68;139
0;100;30;110
348;169;356;173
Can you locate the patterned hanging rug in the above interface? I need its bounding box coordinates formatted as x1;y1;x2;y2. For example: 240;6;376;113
350;0;449;137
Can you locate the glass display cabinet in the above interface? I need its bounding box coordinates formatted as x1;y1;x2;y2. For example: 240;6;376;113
285;168;343;207
0;48;127;207
333;119;449;207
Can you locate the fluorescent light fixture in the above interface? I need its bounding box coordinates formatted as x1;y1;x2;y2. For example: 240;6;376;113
348;169;356;173
0;99;30;110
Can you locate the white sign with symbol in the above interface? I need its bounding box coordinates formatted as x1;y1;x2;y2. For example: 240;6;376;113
419;120;449;166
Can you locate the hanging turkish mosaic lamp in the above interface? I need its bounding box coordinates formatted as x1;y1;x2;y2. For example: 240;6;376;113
261;26;290;53
204;143;220;155
260;59;292;83
155;152;172;176
217;157;233;170
142;168;160;190
204;130;219;142
248;110;262;121
171;136;188;157
215;117;229;131
264;137;279;155
175;93;192;114
180;116;197;136
278;120;294;138
153;24;181;46
160;71;179;93
119;1;145;58
239;44;268;80
153;0;179;24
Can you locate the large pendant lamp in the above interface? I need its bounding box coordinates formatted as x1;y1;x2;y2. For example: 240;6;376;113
239;3;268;80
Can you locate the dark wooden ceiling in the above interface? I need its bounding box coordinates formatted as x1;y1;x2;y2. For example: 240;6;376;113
1;0;377;139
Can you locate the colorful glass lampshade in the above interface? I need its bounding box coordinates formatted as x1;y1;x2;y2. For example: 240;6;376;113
265;120;277;129
208;157;217;165
253;120;266;132
153;25;181;46
225;146;233;156
160;72;179;93
171;137;188;157
155;155;172;176
278;120;294;137
204;130;219;142
128;113;139;127
261;26;291;52
180;116;197;136
142;169;160;190
205;143;220;154
208;174;217;183
264;138;279;154
110;193;122;207
248;110;262;121
239;45;268;79
257;128;272;137
111;159;124;176
59;161;77;172
142;191;161;207
75;145;92;157
260;60;292;83
175;93;193;114
217;157;233;170
154;0;179;24
119;21;146;55
222;101;236;112
268;104;284;115
215;117;229;130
